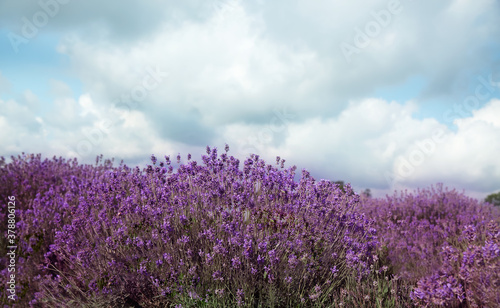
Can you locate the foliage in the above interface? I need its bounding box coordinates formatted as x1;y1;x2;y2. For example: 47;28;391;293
485;191;500;207
362;189;372;198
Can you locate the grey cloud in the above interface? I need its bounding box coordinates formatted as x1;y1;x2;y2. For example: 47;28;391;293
151;108;216;146
0;0;171;41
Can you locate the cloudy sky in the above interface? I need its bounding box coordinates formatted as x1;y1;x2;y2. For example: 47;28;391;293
1;0;500;199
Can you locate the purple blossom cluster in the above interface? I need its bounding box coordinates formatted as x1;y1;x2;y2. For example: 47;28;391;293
359;184;500;307
410;221;500;307
0;153;117;306
1;148;378;307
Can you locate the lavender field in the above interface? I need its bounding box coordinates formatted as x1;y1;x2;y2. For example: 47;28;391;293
1;147;499;307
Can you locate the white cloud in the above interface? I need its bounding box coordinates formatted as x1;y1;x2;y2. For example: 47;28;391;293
0;87;182;164
217;98;500;200
456;99;500;128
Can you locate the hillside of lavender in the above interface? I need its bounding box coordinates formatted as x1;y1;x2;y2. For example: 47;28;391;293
1;147;499;307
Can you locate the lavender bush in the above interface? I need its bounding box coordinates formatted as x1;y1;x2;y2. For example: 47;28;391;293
1;148;382;307
358;185;500;307
1;148;498;307
0;153;116;306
